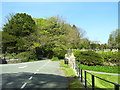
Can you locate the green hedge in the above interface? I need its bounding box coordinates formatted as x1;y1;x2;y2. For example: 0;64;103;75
98;51;120;65
73;50;104;65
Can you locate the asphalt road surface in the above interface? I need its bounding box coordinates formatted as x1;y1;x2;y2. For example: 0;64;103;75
0;60;68;89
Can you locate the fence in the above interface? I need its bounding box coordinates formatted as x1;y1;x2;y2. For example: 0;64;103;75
75;63;120;90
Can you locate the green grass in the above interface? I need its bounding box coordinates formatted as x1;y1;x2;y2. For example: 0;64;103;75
82;71;120;88
51;57;59;61
80;64;119;74
60;60;84;89
60;60;76;77
69;78;85;89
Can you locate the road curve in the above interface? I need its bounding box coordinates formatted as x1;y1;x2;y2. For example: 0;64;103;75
0;60;68;89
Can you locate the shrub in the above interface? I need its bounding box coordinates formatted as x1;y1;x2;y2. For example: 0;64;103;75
73;50;104;65
98;51;113;62
51;57;59;61
72;49;81;61
53;48;66;59
4;53;16;60
14;51;36;62
28;59;38;62
98;51;120;65
110;52;120;64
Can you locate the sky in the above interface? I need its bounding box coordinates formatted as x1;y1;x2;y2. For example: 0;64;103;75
1;2;118;44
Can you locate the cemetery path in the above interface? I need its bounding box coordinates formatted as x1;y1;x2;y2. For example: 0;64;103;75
83;70;120;76
1;60;68;89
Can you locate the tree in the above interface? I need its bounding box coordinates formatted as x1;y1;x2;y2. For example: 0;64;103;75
79;38;90;49
115;29;120;50
2;13;84;59
108;29;120;50
34;17;69;58
3;13;36;37
34;16;82;58
2;31;17;53
2;13;36;53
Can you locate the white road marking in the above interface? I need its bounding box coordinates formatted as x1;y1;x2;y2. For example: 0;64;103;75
21;82;27;89
29;76;33;80
33;60;50;74
39;60;50;69
20;60;51;88
18;65;27;69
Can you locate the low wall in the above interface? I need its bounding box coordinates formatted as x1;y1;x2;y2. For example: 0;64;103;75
6;59;22;64
0;57;22;64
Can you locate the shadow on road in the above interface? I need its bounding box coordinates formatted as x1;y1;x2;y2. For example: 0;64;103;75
1;72;68;89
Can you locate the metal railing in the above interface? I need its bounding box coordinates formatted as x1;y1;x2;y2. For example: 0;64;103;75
75;64;120;90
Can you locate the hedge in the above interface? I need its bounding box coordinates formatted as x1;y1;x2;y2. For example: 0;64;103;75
73;50;104;65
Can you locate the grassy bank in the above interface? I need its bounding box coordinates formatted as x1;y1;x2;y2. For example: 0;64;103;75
80;64;119;74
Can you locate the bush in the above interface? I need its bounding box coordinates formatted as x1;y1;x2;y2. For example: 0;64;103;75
98;51;120;65
51;57;59;61
53;48;66;59
3;53;16;60
73;50;104;65
28;59;38;62
72;49;81;61
14;51;36;62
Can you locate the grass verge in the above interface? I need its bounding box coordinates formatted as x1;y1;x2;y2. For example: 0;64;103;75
60;59;84;89
60;59;76;77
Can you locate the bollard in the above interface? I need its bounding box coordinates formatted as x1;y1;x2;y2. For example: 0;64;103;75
92;75;95;90
85;71;87;88
81;69;83;82
114;84;119;90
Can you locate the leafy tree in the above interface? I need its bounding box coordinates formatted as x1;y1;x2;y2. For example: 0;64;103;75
2;13;36;53
67;25;81;49
108;29;120;50
3;13;36;37
34;17;68;58
79;38;90;49
2;31;17;53
99;43;108;50
90;43;98;50
34;17;82;58
115;29;120;50
2;13;84;60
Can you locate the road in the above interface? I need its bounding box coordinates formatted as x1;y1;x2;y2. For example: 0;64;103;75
0;60;68;89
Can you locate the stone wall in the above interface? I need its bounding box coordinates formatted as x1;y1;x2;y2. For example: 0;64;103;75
6;59;22;64
64;52;78;76
0;57;22;64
